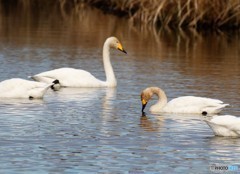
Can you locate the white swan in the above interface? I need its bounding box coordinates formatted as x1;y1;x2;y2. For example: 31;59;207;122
141;87;229;114
0;78;59;99
30;37;127;88
205;115;240;137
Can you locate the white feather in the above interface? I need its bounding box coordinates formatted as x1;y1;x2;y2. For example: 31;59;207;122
205;115;240;137
0;78;51;99
30;68;105;87
162;96;228;114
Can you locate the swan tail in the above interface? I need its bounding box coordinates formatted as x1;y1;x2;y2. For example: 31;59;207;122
203;103;229;115
29;75;55;84
214;104;229;113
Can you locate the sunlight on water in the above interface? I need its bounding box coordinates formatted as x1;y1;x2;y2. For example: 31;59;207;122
0;6;239;173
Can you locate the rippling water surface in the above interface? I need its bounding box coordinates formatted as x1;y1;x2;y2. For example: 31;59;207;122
0;7;239;173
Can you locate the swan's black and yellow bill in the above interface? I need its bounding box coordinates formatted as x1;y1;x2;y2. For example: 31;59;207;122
141;99;147;112
117;43;127;54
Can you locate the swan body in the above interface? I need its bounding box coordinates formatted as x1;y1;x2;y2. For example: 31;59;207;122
205;115;240;137
30;37;127;88
141;87;229;114
0;78;58;99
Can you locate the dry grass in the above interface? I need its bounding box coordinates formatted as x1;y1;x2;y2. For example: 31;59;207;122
86;0;240;29
0;0;240;29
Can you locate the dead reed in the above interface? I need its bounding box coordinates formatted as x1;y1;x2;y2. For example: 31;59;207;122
86;0;240;29
0;0;240;29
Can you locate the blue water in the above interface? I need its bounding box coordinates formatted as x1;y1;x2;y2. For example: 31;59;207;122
0;8;239;174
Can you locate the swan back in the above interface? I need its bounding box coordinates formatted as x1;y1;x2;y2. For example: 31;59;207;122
31;68;106;87
163;96;228;114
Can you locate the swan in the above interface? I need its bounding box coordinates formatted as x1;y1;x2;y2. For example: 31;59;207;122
204;115;240;137
140;87;229;114
0;78;59;99
30;37;127;88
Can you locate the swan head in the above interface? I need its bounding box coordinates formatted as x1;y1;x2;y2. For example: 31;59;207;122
141;87;164;112
106;37;127;54
140;88;154;112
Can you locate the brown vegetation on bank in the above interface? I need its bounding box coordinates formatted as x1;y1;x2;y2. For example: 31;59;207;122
0;0;240;30
86;0;240;29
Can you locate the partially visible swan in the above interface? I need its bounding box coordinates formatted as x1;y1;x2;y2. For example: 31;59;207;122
0;78;59;99
140;87;229;114
30;36;127;88
204;115;240;137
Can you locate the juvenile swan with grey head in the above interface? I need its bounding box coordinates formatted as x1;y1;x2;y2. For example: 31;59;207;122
141;87;228;114
30;37;127;88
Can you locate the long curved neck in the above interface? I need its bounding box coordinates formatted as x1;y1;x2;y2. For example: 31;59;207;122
150;87;168;112
103;42;116;87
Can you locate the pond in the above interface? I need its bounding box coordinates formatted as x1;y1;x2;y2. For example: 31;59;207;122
0;7;239;173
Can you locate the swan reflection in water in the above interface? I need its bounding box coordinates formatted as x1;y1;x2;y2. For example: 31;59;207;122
101;88;116;117
50;87;105;102
139;112;164;132
51;87;117;117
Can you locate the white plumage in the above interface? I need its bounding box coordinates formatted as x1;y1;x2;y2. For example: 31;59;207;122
30;68;105;87
162;96;228;114
141;87;228;114
30;36;127;88
205;115;240;137
0;78;53;99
